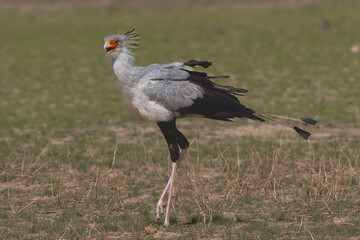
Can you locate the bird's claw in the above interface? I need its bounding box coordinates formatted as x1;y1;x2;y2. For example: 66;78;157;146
156;201;165;220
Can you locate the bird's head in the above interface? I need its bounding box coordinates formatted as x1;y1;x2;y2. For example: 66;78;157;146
104;29;140;56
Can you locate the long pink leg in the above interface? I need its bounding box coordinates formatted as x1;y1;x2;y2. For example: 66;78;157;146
164;162;176;226
156;179;171;220
156;148;187;224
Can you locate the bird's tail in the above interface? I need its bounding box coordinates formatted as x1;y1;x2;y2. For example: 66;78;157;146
252;112;317;140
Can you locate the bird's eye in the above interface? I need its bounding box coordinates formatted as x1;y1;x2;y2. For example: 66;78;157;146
114;39;119;44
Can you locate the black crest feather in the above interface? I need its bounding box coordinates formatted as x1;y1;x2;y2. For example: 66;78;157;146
123;29;140;50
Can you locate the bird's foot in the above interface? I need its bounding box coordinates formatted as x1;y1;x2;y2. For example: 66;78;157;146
156;200;165;221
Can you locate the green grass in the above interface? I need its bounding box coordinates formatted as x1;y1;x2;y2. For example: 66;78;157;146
1;1;360;239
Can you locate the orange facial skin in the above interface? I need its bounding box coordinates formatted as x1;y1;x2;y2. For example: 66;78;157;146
104;39;120;54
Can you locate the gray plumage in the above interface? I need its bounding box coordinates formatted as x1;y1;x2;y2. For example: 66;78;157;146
143;77;204;112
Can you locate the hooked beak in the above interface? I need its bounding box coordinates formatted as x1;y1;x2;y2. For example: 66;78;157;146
104;42;116;55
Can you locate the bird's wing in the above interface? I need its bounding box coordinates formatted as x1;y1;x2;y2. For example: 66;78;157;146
141;65;204;112
141;61;263;122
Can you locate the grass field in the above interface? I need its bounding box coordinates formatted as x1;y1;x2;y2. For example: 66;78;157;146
1;0;360;239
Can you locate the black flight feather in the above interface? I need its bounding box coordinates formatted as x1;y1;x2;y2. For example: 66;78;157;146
213;84;248;95
183;59;212;68
178;70;264;122
184;70;248;96
208;75;230;79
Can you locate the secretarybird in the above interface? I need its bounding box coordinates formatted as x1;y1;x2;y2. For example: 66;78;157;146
103;29;316;226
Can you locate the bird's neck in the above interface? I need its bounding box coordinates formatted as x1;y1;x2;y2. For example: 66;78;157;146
111;48;135;68
111;48;138;91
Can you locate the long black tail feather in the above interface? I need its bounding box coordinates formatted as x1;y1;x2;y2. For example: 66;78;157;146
253;112;315;140
293;126;311;140
301;118;317;125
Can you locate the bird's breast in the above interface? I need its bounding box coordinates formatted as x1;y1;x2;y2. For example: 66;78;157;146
121;87;175;123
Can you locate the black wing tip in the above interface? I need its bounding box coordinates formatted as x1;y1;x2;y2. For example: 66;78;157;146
208;75;230;79
213;84;248;95
301;118;317;126
294;126;311;140
184;59;212;68
235;87;248;93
